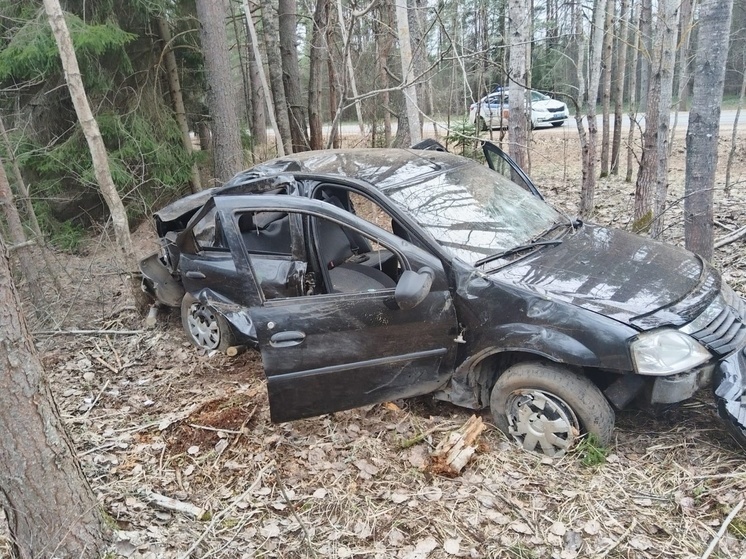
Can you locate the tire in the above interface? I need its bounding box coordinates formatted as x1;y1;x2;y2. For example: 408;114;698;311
477;116;488;132
552;121;565;128
490;361;614;457
181;294;234;352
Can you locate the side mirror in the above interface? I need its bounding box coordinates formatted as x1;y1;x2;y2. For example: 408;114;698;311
395;267;434;310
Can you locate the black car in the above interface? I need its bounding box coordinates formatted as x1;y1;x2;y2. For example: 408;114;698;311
140;142;746;457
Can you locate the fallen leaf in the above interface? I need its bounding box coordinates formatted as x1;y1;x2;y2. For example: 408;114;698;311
550;521;567;536
187;445;200;455
312;488;327;499
443;538;460;555
509;521;533;535
583;519;601;535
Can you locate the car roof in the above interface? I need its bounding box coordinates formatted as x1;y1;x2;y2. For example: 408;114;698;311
238;148;473;193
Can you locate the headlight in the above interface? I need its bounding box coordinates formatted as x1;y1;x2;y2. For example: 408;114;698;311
630;330;711;375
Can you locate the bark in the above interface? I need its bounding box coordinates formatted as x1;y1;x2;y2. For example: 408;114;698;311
611;0;629;175
684;0;734;260
229;0;253;136
156;17;202;193
634;0;677;236
195;0;243;183
599;0;614;177
376;0;394;146
261;0;293;154
43;0;145;308
394;0;421;147
638;0;652;110
336;0;365;136
0;235;106;558
0;155;47;317
242;0;284;156
279;0;310;152
308;0;327;150
508;0;529;171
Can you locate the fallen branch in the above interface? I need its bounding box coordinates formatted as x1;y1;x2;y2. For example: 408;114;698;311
715;225;746;249
701;499;744;559
32;329;144;336
428;415;486;476
143;490;210;521
598;518;637;558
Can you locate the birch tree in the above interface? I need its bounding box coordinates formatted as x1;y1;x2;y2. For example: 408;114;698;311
508;0;530;170
684;0;735;260
394;0;421;146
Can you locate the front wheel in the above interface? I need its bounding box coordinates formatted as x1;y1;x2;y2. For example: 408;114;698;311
181;294;234;352
490;362;614;457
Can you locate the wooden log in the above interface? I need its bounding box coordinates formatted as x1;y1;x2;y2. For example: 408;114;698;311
143;490;211;521
428;415;486;477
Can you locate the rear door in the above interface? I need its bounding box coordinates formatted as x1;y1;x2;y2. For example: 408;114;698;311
229;197;460;423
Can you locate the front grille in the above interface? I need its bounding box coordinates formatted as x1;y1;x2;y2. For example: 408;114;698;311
690;297;746;356
548;107;564;113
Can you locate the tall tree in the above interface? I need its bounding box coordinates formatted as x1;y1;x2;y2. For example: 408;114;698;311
684;0;735;260
599;0;614;177
0;234;106;558
633;0;677;236
43;0;145;306
610;0;629;175
195;0;243;182
279;0;310;152
156;17;202;193
669;0;695;151
394;0;421;146
261;0;293;154
308;0;328;150
508;0;530;170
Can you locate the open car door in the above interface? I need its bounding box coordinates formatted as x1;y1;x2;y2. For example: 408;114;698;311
482;141;543;199
226;196;460;423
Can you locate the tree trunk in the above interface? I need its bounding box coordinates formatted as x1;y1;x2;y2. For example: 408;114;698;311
43;0;146;308
245;6;267;147
261;0;294;154
394;0;421;147
508;0;530;171
0;236;106;558
725;68;746;196
243;0;284;156
376;0;394;146
308;0;327;150
684;0;734;260
638;0;653;111
578;0;606;218
0;155;47;318
326;1;342;149
336;0;366;136
156;17;202;193
669;0;695;152
195;0;243;183
634;0;676;236
625;3;641;183
611;0;629;175
279;0;310;152
599;0;614;178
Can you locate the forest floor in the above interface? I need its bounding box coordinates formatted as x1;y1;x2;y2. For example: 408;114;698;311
4;127;746;559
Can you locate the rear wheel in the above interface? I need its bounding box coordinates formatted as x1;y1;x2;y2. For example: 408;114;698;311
490;361;614;457
181;294;233;352
477;116;488;132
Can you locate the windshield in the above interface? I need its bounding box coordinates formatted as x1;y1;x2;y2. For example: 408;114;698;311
382;161;561;264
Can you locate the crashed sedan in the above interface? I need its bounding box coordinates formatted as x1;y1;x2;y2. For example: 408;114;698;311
140;142;746;456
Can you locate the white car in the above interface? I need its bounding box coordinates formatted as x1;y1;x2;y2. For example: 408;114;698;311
469;90;569;129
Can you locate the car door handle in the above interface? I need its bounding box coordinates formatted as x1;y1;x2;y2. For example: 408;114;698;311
269;331;306;348
185;271;206;279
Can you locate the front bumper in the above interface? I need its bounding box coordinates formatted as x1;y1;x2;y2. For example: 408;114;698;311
714;347;746;449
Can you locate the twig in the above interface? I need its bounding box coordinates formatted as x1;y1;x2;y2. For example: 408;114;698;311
32;329;144;336
189;423;244;435
276;470;318;558
143;490;210;520
398;424;455;449
598;518;637;558
701;499;744;559
80;379;109;420
715;225;746;249
180;462;273;559
94;356;119;374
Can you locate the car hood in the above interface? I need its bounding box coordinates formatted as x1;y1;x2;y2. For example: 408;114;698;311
532;99;566;111
491;224;718;329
